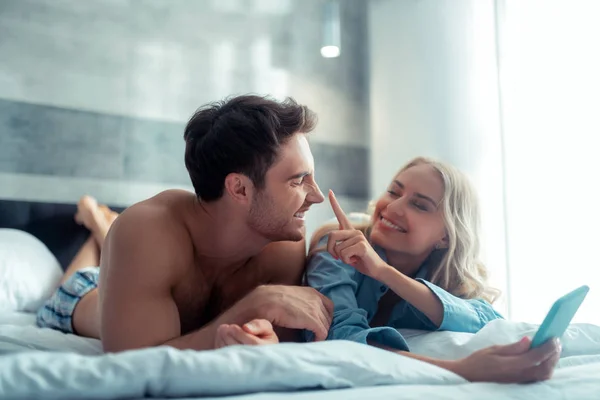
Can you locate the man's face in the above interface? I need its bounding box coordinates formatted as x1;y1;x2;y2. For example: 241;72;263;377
248;134;325;242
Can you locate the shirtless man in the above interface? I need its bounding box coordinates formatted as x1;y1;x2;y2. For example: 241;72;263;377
37;95;333;352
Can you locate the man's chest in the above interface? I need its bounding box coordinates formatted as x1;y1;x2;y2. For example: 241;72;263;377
172;259;276;334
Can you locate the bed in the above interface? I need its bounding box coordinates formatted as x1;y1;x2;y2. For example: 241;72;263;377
1;199;600;400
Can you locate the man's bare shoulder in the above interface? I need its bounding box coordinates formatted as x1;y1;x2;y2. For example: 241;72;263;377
115;192;191;238
102;190;196;276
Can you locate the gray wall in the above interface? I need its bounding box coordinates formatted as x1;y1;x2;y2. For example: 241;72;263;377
0;0;371;238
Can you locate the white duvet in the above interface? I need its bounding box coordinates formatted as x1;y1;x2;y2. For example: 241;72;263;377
1;313;600;400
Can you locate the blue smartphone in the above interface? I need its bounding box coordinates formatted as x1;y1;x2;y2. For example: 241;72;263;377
530;285;590;348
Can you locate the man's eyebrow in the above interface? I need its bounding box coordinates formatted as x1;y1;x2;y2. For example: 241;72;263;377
288;171;310;180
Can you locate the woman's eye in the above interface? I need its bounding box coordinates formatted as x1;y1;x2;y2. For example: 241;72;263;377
387;190;398;197
412;201;428;211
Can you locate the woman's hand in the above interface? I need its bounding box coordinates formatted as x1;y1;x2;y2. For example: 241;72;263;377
214;319;279;349
327;190;388;279
451;336;562;383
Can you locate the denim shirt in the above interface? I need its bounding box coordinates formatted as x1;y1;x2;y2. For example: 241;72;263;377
304;235;504;351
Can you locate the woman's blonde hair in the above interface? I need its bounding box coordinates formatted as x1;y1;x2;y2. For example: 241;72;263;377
308;156;500;303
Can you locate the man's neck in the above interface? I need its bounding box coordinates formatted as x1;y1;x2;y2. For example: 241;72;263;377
184;198;271;268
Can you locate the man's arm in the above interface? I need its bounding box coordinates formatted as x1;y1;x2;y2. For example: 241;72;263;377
99;205;223;352
254;237;307;286
246;236;308;342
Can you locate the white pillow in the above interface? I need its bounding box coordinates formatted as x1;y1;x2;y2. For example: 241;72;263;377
0;229;63;313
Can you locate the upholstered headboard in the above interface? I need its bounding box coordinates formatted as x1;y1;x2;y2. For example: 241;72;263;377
0;199;125;271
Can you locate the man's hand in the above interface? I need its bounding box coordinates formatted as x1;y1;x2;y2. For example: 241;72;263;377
214;319;279;348
215;285;334;342
259;285;334;341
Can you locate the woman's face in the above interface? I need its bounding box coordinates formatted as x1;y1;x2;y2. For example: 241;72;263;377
370;164;447;258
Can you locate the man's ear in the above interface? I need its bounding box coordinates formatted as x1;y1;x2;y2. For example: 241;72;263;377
224;173;254;205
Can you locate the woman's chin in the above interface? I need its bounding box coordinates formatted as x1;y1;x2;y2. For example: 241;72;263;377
370;229;391;247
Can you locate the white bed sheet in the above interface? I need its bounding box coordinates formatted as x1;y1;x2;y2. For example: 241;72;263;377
0;310;36;326
1;313;599;400
0;311;102;354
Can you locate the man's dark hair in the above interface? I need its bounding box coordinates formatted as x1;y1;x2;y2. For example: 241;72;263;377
183;95;317;202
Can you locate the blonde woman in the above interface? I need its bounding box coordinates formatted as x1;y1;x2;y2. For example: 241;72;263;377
304;157;561;383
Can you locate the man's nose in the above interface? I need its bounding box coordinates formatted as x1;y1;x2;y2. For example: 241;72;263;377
309;182;325;204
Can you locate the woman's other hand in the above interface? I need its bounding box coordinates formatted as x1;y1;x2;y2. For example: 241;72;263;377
451;336;561;383
215;319;279;349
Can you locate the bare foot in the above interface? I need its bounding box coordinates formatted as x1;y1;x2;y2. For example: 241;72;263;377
74;195;102;230
99;205;119;227
74;195;115;249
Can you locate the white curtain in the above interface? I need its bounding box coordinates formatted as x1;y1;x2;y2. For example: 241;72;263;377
499;0;600;324
366;0;599;324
